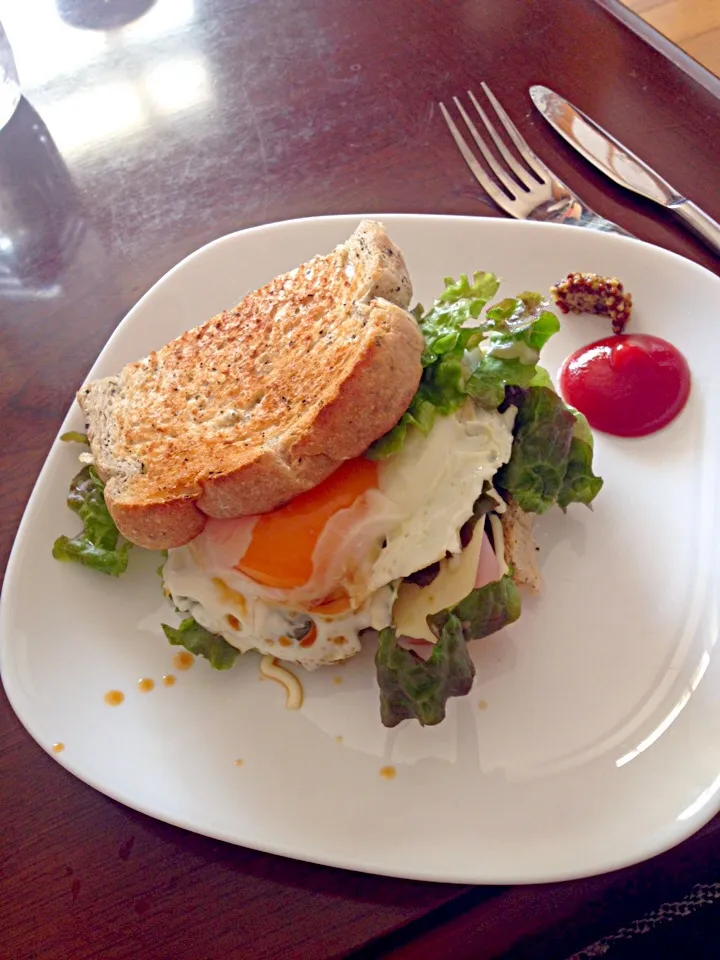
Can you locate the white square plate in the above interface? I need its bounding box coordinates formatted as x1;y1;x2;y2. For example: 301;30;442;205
2;215;719;883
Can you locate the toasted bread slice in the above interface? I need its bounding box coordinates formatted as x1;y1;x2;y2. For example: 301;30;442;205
500;498;541;593
78;221;423;550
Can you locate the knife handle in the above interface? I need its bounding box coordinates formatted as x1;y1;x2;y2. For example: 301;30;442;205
669;200;720;256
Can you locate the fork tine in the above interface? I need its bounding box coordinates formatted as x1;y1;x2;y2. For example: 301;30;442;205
479;82;549;182
452;98;519;197
439;101;512;211
466;91;539;191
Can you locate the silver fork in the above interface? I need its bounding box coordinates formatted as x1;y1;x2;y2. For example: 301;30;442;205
440;83;633;237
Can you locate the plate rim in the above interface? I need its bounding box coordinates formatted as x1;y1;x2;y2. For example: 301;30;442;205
2;213;720;885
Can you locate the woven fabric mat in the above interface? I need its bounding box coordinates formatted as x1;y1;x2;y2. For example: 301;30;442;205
568;883;720;959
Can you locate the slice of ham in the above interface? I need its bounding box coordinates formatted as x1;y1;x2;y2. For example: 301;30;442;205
405;532;499;646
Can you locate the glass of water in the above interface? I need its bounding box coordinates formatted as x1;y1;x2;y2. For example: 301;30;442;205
0;21;20;130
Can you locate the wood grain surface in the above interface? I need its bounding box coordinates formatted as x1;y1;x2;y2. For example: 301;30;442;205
623;0;720;76
0;1;719;958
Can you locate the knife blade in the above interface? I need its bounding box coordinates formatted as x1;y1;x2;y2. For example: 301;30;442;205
529;85;720;255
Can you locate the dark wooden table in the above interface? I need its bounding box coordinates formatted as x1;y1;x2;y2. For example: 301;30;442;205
1;1;719;958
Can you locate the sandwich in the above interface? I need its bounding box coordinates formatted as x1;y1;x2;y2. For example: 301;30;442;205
53;220;602;727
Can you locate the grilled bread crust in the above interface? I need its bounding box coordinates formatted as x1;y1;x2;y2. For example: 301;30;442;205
78;221;423;549
500;498;541;592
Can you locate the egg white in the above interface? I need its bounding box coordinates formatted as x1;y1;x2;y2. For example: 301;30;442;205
166;555;397;667
162;402;514;667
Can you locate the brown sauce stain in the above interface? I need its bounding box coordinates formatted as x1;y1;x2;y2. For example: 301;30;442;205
335;736;344;744
379;765;397;780
478;700;489;710
278;636;293;647
333;676;343;685
212;577;247;614
137;678;155;693
162;674;176;687
172;651;194;671
51;742;65;754
104;690;125;706
234;758;244;767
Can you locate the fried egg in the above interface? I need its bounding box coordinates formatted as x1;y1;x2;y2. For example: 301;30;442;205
162;403;515;667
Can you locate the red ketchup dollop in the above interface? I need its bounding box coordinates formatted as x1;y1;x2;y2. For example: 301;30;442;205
559;334;691;438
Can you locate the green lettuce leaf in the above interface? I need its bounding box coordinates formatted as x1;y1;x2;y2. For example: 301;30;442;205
376;575;521;727
558;409;603;509
484;294;560;350
465;355;537;409
496;387;603;512
60;431;89;445
156;549;169;578
528;365;554;389
427;573;522;641
568;406;593;446
465;299;560;411
376;616;475;727
162;617;240;670
420;271;500;364
558;436;604;509
499;369;602;511
367;390;446;460
368;280;565;458
368;272;500;459
52;466;131;576
496;386;576;514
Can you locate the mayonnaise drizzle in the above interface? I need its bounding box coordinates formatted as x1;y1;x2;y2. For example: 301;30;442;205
259;656;304;709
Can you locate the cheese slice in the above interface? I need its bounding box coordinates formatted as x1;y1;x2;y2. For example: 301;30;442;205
392;518;486;643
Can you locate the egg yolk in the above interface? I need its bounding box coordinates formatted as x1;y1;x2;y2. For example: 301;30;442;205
235;457;379;589
308;591;353;615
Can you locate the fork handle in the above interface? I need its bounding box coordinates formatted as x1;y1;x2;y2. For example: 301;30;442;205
529;197;634;238
569;209;635;238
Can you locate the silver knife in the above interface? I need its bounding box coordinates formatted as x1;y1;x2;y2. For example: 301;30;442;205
530;84;720;255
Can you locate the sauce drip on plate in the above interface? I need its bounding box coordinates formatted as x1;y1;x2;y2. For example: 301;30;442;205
559;334;691;438
172;651;194;671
